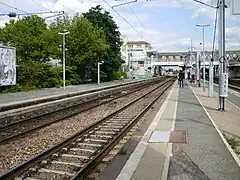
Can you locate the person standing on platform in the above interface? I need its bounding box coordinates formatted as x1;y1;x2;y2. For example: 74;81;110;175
187;71;191;81
179;70;184;88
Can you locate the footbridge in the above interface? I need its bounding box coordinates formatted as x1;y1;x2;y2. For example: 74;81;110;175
147;50;240;78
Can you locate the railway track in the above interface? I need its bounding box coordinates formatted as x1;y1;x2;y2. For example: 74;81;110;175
0;78;166;144
0;77;175;180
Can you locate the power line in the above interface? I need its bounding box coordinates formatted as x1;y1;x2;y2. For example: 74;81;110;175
127;3;154;42
32;0;75;15
0;1;29;14
31;0;51;11
102;0;147;41
60;3;76;14
191;3;203;39
211;0;219;57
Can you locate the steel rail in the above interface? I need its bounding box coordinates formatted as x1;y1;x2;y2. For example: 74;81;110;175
0;78;154;112
71;79;175;179
0;78;164;143
0;77;175;180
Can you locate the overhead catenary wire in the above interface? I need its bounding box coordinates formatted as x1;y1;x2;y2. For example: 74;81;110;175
32;0;75;16
0;1;64;19
191;3;203;39
31;0;70;20
31;0;52;11
0;1;29;14
211;0;219;58
60;3;76;14
102;0;148;41
127;2;154;42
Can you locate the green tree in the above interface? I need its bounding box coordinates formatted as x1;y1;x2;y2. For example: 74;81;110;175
66;16;109;80
48;15;72;60
0;16;58;63
49;15;109;81
83;5;124;81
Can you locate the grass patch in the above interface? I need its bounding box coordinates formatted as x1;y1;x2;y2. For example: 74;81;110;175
225;136;240;154
228;138;239;149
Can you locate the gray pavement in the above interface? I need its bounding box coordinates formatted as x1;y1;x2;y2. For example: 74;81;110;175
214;84;240;108
0;80;135;106
168;85;240;180
201;80;240;108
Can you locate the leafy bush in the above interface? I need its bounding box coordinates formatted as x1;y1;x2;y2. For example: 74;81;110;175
113;71;128;80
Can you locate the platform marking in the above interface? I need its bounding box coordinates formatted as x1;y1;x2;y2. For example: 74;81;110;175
189;86;240;168
148;131;170;143
200;80;240;106
115;81;177;180
161;85;178;180
226;99;240;110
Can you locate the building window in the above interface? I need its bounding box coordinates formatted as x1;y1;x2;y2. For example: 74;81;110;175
138;61;144;67
137;44;142;48
128;45;133;48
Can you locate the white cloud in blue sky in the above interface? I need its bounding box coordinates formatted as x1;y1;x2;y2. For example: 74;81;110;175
0;0;239;51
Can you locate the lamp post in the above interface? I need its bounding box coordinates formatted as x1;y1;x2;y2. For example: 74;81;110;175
196;24;210;92
218;0;227;110
188;39;196;82
198;44;202;87
193;0;227;109
58;31;69;90
98;61;104;85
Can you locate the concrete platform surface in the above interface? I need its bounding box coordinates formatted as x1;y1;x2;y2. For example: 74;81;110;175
0;79;148;109
115;83;240;180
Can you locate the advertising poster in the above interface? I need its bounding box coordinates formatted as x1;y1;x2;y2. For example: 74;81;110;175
0;46;16;86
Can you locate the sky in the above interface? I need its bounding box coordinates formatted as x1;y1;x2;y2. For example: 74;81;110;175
0;0;239;52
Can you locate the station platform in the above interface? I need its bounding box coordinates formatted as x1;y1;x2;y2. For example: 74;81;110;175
100;82;240;180
0;79;145;111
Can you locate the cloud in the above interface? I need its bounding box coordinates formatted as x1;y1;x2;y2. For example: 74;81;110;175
225;27;240;50
0;0;239;52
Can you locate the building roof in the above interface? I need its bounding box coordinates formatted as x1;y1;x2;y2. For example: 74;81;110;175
146;50;197;56
126;40;151;45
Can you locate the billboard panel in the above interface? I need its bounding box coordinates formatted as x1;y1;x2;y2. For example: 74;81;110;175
232;0;240;15
0;46;16;86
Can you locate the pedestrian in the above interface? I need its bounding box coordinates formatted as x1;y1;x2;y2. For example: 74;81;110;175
187;71;191;81
179;70;184;88
191;73;195;83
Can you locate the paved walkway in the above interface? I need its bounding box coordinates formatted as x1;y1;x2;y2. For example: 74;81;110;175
0;79;139;107
115;83;240;180
201;80;240;108
191;83;240;139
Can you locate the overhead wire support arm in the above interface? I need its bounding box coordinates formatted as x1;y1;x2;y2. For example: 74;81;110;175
0;11;65;18
18;11;65;16
193;0;217;9
112;0;137;8
44;11;65;20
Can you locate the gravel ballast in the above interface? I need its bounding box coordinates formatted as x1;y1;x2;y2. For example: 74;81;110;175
0;82;162;173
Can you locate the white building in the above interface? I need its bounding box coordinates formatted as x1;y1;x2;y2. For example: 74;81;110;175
121;40;152;73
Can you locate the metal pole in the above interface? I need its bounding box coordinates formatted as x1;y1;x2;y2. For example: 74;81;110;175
209;59;214;97
198;53;201;87
98;63;100;85
58;31;69;90
63;34;66;90
203;27;206;92
128;52;131;71
190;40;193;78
218;0;226;110
197;24;209;89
